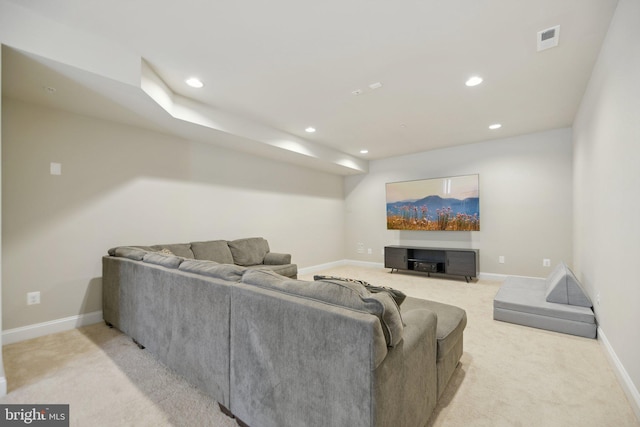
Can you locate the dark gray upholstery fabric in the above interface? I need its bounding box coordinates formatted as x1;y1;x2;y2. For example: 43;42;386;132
244;264;297;279
401;297;467;359
191;240;235;264
229;283;388;427
179;259;245;282
113;246;148;261
228;237;269;266
102;257;232;406
263;252;291;265
142;252;184;269
400;297;467;398
313;274;407;306
373;308;438;426
242;269;404;347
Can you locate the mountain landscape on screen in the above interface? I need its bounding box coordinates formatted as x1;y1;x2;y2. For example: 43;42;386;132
386;195;480;231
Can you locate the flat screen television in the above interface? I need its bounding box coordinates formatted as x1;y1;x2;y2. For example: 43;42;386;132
386;174;479;231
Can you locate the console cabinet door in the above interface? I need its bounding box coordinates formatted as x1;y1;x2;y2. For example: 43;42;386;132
384;247;408;270
445;251;476;277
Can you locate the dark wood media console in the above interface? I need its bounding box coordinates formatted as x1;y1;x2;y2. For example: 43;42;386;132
384;246;479;282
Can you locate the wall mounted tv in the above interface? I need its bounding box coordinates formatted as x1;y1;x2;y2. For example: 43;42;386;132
386;174;480;231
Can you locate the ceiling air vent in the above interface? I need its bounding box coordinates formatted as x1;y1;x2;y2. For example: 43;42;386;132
537;25;560;51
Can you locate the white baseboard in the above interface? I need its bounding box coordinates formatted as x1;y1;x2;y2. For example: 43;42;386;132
598;327;640;422
2;310;104;345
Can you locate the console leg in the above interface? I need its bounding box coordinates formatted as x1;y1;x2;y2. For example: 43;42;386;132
132;338;145;349
218;403;235;419
105;321;114;329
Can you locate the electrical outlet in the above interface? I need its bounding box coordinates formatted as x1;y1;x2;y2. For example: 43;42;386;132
498;256;505;264
543;258;551;267
367;248;372;255
356;243;364;254
27;291;41;305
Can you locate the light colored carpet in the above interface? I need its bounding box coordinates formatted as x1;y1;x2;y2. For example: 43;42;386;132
2;265;638;426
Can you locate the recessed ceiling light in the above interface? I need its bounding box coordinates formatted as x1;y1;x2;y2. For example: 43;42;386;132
305;127;316;133
360;149;369;154
489;123;502;130
465;76;483;87
185;77;204;88
368;82;383;90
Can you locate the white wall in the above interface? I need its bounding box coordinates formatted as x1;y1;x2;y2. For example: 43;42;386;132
1;98;345;330
345;128;574;278
0;44;7;395
573;0;640;415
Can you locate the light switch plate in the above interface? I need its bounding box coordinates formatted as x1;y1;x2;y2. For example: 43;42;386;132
50;162;62;175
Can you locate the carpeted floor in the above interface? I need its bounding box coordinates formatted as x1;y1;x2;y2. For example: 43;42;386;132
2;265;638;426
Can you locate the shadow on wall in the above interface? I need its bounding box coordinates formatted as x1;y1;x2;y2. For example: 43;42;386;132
79;277;103;317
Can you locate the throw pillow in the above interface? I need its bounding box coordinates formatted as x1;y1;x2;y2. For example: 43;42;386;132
190;240;235;264
228;237;270;266
313;275;406;306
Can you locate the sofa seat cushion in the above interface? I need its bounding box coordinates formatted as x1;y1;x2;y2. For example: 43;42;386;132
191;240;235;264
242;269;404;347
494;277;595;324
400;297;466;360
150;243;195;259
228;237;269;266
179;259;246;282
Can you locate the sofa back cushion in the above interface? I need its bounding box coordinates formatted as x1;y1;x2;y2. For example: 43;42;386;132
191;240;235;264
142;252;184;269
150;243;195;259
242;269;404;347
313;275;406;306
228;237;270;266
112;246;148;261
545;262;592;307
179;259;246;282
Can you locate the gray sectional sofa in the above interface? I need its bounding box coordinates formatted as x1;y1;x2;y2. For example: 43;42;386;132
107;237;298;278
103;238;467;427
493;262;596;338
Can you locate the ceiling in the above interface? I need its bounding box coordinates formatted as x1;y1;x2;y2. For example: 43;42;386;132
1;0;618;174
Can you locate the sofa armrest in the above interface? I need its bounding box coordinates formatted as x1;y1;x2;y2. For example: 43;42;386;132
263;252;291;265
